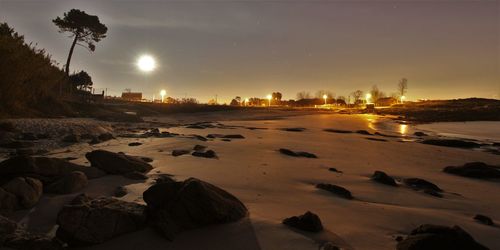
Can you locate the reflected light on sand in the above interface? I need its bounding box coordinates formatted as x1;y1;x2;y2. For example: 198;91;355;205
364;114;377;131
400;124;408;135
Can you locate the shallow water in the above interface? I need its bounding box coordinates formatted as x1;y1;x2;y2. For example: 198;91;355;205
415;121;500;142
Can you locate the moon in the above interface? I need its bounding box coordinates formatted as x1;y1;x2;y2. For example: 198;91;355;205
137;55;156;72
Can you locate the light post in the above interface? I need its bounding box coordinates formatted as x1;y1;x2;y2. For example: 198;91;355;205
160;89;166;103
266;94;272;107
365;93;372;104
323;94;327;105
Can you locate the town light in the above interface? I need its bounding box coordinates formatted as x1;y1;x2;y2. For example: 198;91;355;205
401;95;406;103
160;89;166;103
267;94;272;107
244;98;249;106
366;93;372;103
323;94;328;105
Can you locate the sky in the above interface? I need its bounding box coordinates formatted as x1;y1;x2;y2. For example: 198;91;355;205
1;0;499;103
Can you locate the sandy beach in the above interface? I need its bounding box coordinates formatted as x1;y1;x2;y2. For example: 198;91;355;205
2;111;499;250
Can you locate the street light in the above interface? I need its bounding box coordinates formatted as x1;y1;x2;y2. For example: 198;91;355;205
160;89;166;103
323;94;328;105
366;93;372;104
266;94;272;107
244;98;249;106
400;95;406;104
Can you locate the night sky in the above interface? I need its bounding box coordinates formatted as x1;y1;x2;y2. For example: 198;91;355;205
1;0;498;103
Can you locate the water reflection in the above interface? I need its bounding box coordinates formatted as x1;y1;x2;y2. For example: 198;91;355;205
400;124;407;135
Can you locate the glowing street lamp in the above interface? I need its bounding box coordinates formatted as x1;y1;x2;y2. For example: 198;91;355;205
266;94;272;107
400;95;406;103
160;89;166;103
244;98;249;106
365;93;372;104
323;94;328;105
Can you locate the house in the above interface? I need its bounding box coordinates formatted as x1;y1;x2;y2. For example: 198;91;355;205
376;97;397;107
121;92;142;101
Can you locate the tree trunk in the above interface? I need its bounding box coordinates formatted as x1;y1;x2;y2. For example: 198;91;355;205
65;35;78;75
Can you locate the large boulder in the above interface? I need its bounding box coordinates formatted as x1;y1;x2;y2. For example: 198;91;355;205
2;177;43;209
397;224;488;250
44;171;88;194
56;194;147;246
85;150;153;174
371;171;398;186
0;156;105;183
0;188;18;214
443;162;500;180
282;211;323;233
143;178;248;239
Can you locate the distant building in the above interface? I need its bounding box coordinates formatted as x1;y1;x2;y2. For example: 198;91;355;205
376;97;397;106
121;92;142;101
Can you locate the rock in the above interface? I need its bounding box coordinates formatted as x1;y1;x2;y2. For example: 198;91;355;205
143;178;248;239
365;137;388;142
2;177;43;209
85;150;153;175
282;211;323;233
474;214;494;226
97;133;114;142
89;137;101;145
0;156;105;182
280;128;306;132
193;145;206;151
421;139;480;148
56;194;147;246
154;174;175;184
396;224;488;250
128;142;142;147
123;171;148;180
192;150;217;159
404;178;443;193
140;157;153;163
324;129;353;134
3;228;64;250
172;149;190;157
0;187;18;214
414;132;428;137
372;171;398;186
114;186;127;197
356;130;372;135
222;134;245;139
62;134;80;143
443;162;500;179
316;183;353;199
80;134;94;140
279;148;317;158
192;135;208;141
0;215;17;245
321;242;341;250
328;168;343;173
44;171;88;194
423;189;443;198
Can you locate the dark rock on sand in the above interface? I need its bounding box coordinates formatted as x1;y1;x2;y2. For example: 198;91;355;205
114;186;128;197
123;171;148;180
97;133;114;142
143;178;248;239
324;129;353;134
316;183;353;199
414;132;428;137
365;137;388;142
396;224;488;250
2;177;43;209
280;127;306;132
3;227;63;250
356;130;372;135
371;171;398;186
128;142;142;147
279;148;317;158
140;157;154;163
56;194;147;246
192;135;208;141
404;178;443;192
192;150;217;159
62;134;80;143
85;150;153;175
172;149;190;157
282;211;323;233
44;171;88;194
474;214;494;226
443;162;500;179
328;168;343;173
421;139;480;148
0;156;105;182
193;145;206;151
0;188;18;213
154;174;175;184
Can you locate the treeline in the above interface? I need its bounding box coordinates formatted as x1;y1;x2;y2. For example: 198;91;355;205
0;23;70;117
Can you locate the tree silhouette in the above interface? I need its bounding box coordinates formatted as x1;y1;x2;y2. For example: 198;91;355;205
69;70;93;91
53;9;107;75
397;78;408;99
351;90;363;105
